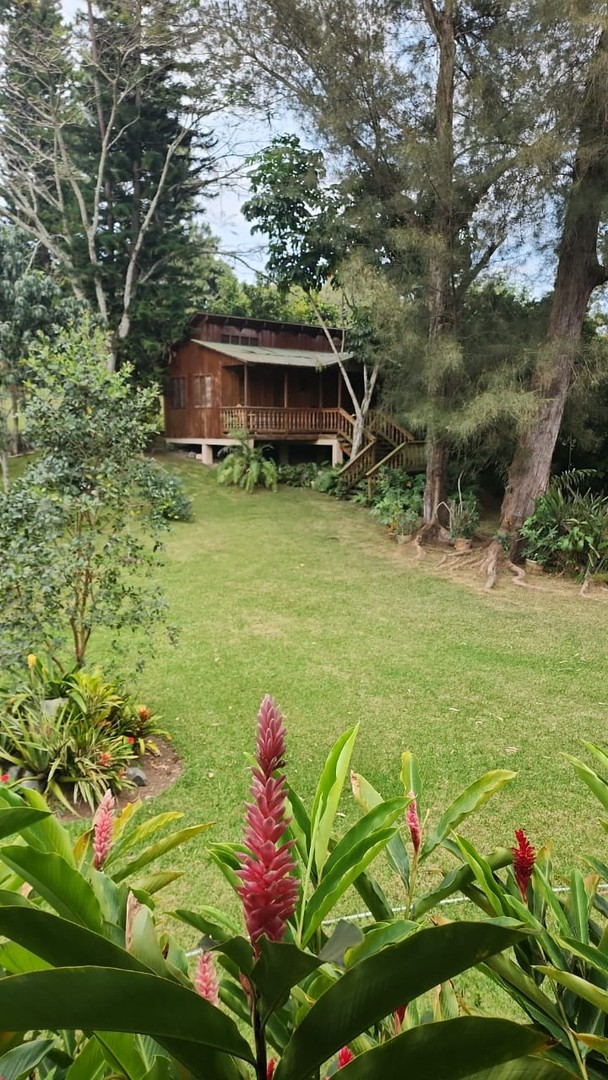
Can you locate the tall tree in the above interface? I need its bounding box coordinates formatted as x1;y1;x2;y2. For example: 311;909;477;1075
0;0;219;373
496;20;608;549
0;226;76;487
205;0;550;528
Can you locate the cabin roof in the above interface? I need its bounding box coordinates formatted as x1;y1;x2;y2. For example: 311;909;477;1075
190;340;350;368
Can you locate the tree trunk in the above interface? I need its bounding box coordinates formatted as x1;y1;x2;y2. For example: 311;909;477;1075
0;448;9;493
8;383;21;455
421;0;456;528
500;29;608;542
424;436;448;523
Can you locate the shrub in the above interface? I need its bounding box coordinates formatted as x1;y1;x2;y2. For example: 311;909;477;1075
521;469;608;576
217;432;278;492
140;464;193;522
277;461;319;487
444;490;480;539
369;468;425;530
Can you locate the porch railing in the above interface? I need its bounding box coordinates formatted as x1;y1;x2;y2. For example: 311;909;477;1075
220;406;355;438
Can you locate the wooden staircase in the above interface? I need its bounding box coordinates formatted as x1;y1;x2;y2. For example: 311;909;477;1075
338;411;426;491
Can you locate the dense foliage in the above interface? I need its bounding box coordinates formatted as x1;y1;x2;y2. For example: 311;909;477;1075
0;321;173;670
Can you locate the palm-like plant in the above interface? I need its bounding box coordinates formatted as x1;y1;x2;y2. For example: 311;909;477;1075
217;432;278;493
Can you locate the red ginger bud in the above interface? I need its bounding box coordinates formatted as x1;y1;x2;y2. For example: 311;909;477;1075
92;789;114;870
512;829;536;902
236;696;298;951
267;1062;276;1079
406;791;421;855
338;1047;355;1067
195;950;220;1007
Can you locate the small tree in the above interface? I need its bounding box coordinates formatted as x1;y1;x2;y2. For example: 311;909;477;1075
0;320;170;670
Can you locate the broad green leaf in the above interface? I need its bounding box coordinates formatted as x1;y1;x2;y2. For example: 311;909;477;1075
564;754;608;813
136;871;184;895
336;1018;549;1080
318;920;364;966
173;906;242;943
584;855;608;883
0;847;102;929
112;824;212;883
128;904;168;976
207;843;242;892
112;797;142;842
141;1056;175;1080
400;751;421;801
351;868;393;921
530;866;570;938
462;1059;576;1079
351;771;410;885
106;812;184;867
301;828;397;945
564;869;593;943
0;940;51;973
577;1032;608;1057
583;741;608;776
344;920;418;966
274;921;528;1080
322;797;407;880
310;725;359;876
95;1032;147;1080
285;783;312;867
0;807;50;840
0;1037;55;1080
480;952;562;1027
412;847;513;919
420;771;516;860
0;906;147;971
536;966;608;1013
0;786;74;863
0;967;254;1064
65;1036;107;1080
252;938;322;1023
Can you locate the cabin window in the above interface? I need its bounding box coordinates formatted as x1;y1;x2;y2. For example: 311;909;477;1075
193;374;214;408
220;331;258;347
170;377;187;409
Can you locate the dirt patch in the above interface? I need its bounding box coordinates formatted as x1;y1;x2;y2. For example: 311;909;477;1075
56;737;184;822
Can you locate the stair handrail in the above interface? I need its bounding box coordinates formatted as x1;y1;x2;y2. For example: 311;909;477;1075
368;410;415;445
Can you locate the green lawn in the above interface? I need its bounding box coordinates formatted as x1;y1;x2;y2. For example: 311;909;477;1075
89;454;608;919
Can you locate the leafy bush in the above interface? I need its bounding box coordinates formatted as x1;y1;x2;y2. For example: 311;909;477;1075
444;490;480;539
311;464;342;494
369;468;425;531
140;464;194;522
277;461;319;487
521;469;608;576
0;321;171;670
217;432;278;492
0;657;167;807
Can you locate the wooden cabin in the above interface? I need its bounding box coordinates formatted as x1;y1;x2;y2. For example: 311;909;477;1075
164;314;360;464
164;313;427;483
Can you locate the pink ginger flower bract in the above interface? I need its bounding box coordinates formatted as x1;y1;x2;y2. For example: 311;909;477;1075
338;1047;355;1067
406;791;421;855
236;696;298;951
195;950;220;1007
92;789;115;870
512;829;536;902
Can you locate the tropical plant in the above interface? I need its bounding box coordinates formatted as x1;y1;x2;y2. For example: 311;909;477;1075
0;699;572;1080
217;432;278;493
521;470;608;577
440;481;480;541
368;468;425;532
277;461;320;487
0;657;167;807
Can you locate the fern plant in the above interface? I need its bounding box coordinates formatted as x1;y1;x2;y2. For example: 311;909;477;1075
217;432;278;493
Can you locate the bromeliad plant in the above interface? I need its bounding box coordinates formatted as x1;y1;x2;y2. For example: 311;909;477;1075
0;696;572;1079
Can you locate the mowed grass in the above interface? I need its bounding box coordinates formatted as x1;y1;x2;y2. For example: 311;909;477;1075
86;454;608;919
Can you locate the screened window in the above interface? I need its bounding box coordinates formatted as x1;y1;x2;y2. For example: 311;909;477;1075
170;377;187;409
193;374;214;408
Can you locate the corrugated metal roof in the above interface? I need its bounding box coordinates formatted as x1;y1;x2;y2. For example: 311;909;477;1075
190;340;347;368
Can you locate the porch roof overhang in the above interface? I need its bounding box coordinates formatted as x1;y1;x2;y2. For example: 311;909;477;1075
190;340;350;368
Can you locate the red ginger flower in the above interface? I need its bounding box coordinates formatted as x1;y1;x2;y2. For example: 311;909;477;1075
92;789;115;870
195;950;220;1007
512;829;536;902
338;1047;355;1067
406;791;421;855
267;1062;276;1080
236;696;298;952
